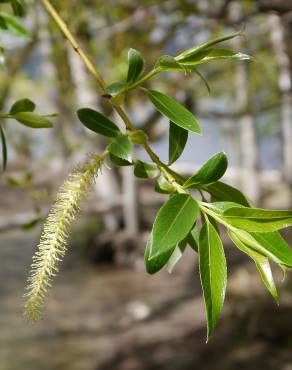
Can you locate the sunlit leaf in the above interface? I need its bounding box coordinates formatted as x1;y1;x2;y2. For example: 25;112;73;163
9;98;35;114
154;175;176;194
199;221;227;341
184;152;228;189
109;153;132;167
107;134;132;161
168;121;188;165
223;207;292;232
146;89;201;134
176;31;242;62
205;181;251;207
127;48;144;84
11;112;53;128
144;235;175;274
77;108;120;137
134;160;160;179
149;194;199;258
228;230;279;303
167;238;188;273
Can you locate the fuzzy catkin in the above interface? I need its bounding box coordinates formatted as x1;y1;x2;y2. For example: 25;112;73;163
24;154;104;321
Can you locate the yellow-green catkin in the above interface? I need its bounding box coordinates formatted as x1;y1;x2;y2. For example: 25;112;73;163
24;153;104;321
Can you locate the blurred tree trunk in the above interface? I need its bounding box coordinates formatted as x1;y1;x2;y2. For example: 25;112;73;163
229;2;260;204
68;42;121;233
269;14;292;202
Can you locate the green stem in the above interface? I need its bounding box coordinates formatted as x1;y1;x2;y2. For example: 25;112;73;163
117;69;159;96
41;0;184;191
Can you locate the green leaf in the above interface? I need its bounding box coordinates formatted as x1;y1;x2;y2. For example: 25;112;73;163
167;238;188;273
127;48;145;84
109;153;132;167
186;225;200;253
229;228;292;268
250;232;292;268
9;98;35;114
11;0;25;17
228;230;279;303
168;121;188;165
107;134;132;162
146;89;201;134
0;125;7;171
21;217;41;231
144;235;175;274
128;129;148;144
199;221;227;341
176;31;242;62
207;201;243;213
223;207;292;232
77;108;120;138
155;55;184;71
205;181;251;207
154;175;176;194
0;13;30;38
11;112;53;128
105;81;126;97
134;160;160;179
181;48;251;65
150;194;199;258
184;152;228;189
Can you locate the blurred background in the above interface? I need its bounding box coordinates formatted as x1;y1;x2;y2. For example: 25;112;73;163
1;0;292;369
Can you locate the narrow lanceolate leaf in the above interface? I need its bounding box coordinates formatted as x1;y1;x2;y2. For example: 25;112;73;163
134;160;160;179
223;207;292;232
168;121;188;165
186;225;200;253
229;229;292;268
181;48;251;65
144;235;175;274
77;108;120;137
127;48;144;84
146;89;201;134
228;231;279;303
250;232;292;268
0;125;7;171
11;112;53;128
199;221;227;341
107;134;132;162
184;152;228;189
0;13;30;38
9;98;35;114
167;238;188;273
150;194;199;258
176;31;241;62
205;181;251;207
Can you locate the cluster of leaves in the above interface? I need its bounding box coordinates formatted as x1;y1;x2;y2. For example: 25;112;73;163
0;98;55;170
0;0;29;64
74;32;292;341
5;0;289;340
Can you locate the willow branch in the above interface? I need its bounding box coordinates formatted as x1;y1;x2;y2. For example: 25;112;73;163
40;0;183;186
